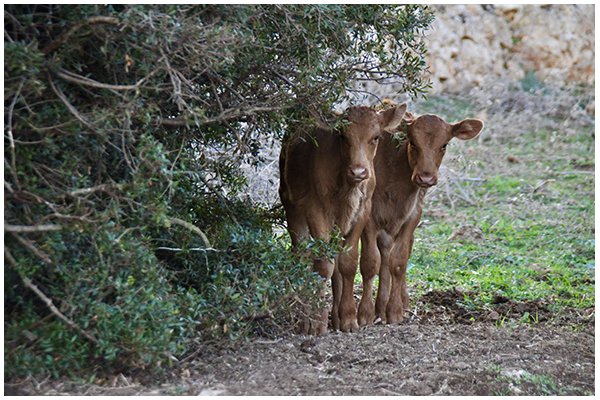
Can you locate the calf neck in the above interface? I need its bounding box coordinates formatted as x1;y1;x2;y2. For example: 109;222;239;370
358;113;483;326
279;104;406;334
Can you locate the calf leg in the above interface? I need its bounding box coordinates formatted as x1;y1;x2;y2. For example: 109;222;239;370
305;258;334;335
281;196;309;248
358;222;380;326
304;217;335;336
331;263;342;331
281;196;325;334
337;233;360;332
374;232;393;323
386;221;417;324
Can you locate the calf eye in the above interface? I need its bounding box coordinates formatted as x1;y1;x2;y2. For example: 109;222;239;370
441;143;448;151
371;135;381;144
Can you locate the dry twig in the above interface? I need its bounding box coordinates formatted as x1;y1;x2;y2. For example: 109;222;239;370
5;224;63;233
21;276;100;345
158;105;285;128
56;68;156;92
69;183;124;197
11;233;52;264
6;78;25;189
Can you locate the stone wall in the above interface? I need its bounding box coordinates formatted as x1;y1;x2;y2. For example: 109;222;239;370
426;4;594;93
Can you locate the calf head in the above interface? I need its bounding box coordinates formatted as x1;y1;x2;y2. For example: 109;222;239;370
340;104;407;184
405;114;484;188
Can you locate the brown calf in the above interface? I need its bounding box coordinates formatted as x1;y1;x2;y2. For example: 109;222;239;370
279;104;407;334
358;112;483;326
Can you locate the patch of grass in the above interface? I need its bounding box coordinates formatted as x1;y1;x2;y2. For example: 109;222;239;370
520;70;545;93
487;363;591;395
493;368;566;395
479;176;525;197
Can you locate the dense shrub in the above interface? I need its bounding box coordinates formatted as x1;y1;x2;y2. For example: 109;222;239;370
4;4;433;378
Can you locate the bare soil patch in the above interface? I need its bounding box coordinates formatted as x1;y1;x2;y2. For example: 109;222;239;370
417;288;595;327
6;297;594;396
182;323;593;396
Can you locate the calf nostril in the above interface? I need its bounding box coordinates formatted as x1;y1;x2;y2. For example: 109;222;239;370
349;167;368;180
416;174;436;186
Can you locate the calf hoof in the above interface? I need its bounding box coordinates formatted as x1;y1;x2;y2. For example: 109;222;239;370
357;300;375;326
300;317;328;336
301;308;329;336
310;319;328;336
340;317;360;333
332;313;341;332
386;309;404;325
357;314;373;327
386;297;406;325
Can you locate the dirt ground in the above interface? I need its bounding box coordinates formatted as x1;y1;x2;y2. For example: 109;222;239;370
6;290;594;396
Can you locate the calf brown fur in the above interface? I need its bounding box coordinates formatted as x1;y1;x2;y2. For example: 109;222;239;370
358;112;483;326
279;104;406;335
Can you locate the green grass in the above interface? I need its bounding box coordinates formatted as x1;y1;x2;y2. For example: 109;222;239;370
495;370;564;395
488;363;592;396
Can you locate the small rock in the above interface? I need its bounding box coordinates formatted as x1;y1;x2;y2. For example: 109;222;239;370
413;382;434;396
487;310;501;321
455;361;470;370
197;387;226;396
447;225;484;242
585;100;594;116
501;368;527;379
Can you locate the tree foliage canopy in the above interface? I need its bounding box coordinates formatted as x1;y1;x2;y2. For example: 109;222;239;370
4;4;433;378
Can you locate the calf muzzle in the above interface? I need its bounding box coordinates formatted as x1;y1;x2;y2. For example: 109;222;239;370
348;166;369;182
413;173;437;188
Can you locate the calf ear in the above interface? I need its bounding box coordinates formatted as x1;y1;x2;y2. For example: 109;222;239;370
452;119;484;140
403;110;416;124
380;103;407;133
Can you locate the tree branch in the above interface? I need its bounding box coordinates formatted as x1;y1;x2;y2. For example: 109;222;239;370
11;233;52;264
6;78;25;190
41;16;120;55
48;74;95;130
21;275;100;345
168;217;211;248
4;247;99;345
56;68;155;92
69;183;124;197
